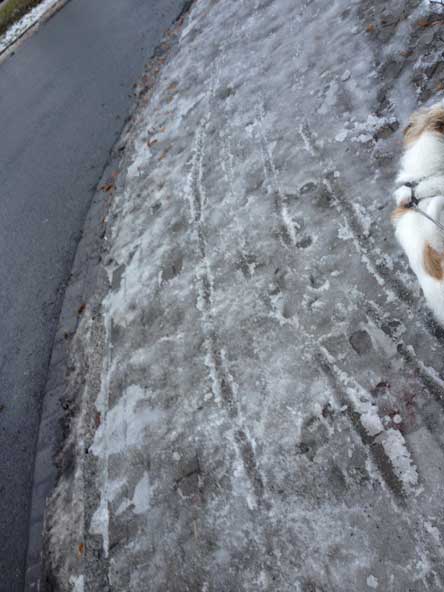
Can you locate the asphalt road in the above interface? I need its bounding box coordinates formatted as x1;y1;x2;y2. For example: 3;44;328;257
0;0;186;588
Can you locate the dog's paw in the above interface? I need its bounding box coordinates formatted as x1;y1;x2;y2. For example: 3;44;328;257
394;185;412;207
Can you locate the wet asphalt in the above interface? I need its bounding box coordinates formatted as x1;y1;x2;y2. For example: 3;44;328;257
0;0;185;588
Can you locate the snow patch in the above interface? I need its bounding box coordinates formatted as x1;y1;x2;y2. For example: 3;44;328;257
0;0;61;54
367;574;378;589
92;385;165;458
132;472;151;514
69;575;85;592
335;130;348;143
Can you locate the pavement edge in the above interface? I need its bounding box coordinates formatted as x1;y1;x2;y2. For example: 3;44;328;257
23;2;197;589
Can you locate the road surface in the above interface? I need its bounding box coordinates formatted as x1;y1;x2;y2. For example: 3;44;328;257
0;0;185;588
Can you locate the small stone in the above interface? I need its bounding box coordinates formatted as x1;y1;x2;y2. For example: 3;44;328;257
341;70;351;82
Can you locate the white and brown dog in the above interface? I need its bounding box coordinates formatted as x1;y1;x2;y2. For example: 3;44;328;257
393;104;444;325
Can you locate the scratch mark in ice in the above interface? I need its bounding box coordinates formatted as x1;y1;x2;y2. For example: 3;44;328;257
323;177;414;307
221;130;257;278
185;114;269;508
255;105;297;247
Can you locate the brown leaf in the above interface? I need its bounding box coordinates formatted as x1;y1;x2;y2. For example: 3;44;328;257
366;23;375;33
159;146;171;161
77;303;86;316
78;543;84;557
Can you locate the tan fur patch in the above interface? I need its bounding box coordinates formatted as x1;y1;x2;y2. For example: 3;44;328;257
404;105;444;145
423;241;444;280
391;206;410;222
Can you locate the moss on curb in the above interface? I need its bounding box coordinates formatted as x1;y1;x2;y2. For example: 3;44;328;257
0;0;43;38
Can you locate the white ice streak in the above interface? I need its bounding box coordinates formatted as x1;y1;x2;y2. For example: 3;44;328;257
132;472;152;514
69;575;85;592
320;347;418;491
381;429;418;488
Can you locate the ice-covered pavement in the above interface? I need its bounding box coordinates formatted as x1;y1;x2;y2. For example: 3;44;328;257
45;0;444;589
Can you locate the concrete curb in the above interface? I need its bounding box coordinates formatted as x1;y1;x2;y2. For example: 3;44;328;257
24;120;133;592
24;4;195;586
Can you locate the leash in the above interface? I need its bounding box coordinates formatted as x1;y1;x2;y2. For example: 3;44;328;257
401;181;444;235
407;201;444;234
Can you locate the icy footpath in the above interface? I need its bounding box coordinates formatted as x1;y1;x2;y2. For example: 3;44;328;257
45;0;444;590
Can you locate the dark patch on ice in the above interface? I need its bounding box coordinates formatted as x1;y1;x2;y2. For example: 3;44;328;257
235;429;266;504
237;252;258;278
299;181;317;195
151;201;162;215
296;235;313;249
302;579;326;592
217;86;235;100
349;329;372;355
162;250;184;282
371;381;390;397
111;264;126;291
175;454;202;498
315;186;333;210
309;271;326;289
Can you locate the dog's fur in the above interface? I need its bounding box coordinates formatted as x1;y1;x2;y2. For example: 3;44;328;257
392;104;444;325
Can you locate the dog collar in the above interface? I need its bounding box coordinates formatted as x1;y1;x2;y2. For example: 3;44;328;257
402;180;419;207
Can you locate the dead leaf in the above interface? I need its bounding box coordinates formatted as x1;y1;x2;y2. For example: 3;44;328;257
366;23;375;33
417;18;444;27
159;147;171;161
77;303;86;316
78;543;84;558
